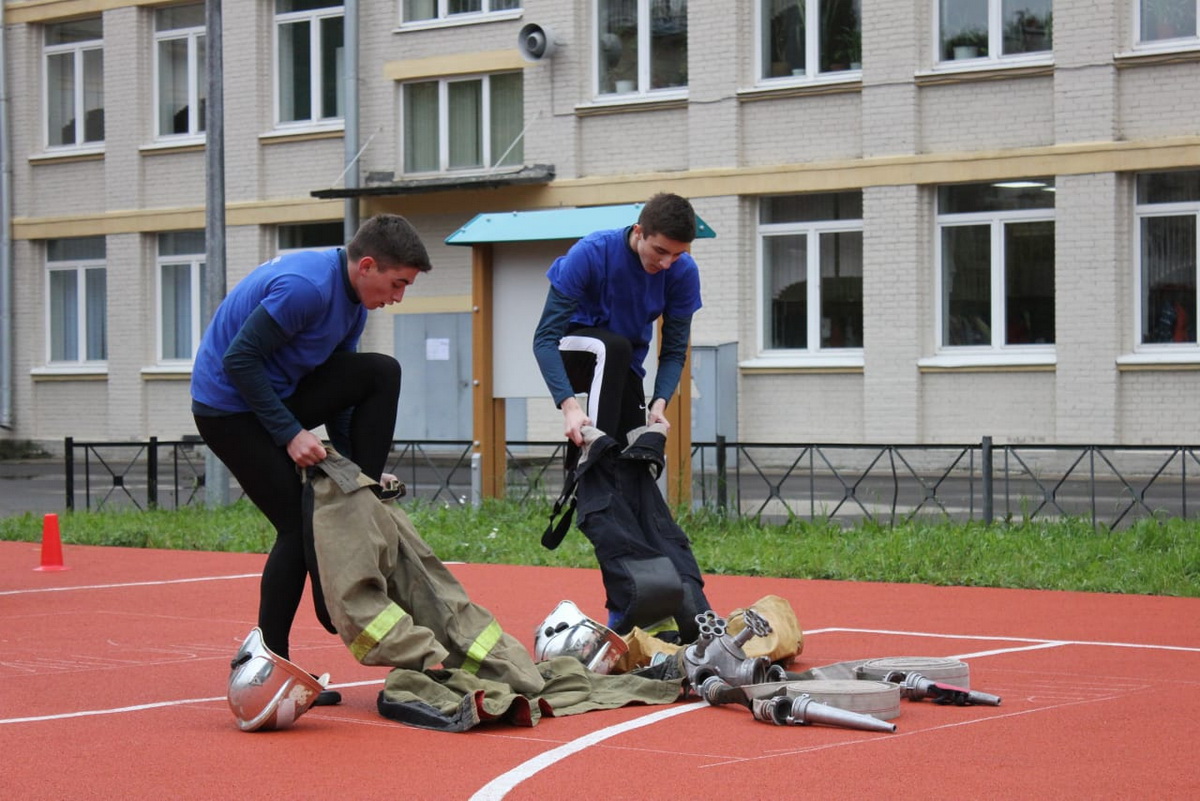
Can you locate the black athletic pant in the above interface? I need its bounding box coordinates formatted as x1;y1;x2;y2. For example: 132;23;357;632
194;351;401;661
559;326;647;444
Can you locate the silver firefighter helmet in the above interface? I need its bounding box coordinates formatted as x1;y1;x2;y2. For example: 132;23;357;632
227;627;328;732
533;600;628;674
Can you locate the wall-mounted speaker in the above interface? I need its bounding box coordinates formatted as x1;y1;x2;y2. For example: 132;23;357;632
517;23;561;62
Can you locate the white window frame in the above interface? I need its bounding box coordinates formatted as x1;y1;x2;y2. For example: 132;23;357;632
43;18;104;151
153;5;206;140
593;0;689;100
1131;175;1200;357
1134;0;1200;50
400;72;523;175
45;241;107;369
156;235;206;365
274;1;345;129
751;197;864;367
934;0;1054;69
933;187;1056;362
755;0;862;87
398;0;522;27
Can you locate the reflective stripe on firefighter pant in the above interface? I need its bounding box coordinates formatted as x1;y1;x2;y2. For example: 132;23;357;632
351;602;408;662
461;619;503;674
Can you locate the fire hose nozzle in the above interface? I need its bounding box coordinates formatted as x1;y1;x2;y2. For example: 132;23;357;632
887;671;1002;707
752;694;897;733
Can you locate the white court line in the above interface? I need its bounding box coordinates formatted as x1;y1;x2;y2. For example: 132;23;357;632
809;626;1200;653
0;574;260;596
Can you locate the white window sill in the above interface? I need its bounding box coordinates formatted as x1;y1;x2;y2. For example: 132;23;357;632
580;88;688;109
261;122;345;141
740;352;864;371
395;9;522;32
141;136;206;152
918;350;1056;369
1117;349;1200;367
31;365;108;378
921;52;1053;77
752;69;862;90
29;145;105;163
142;364;193;378
1120;40;1200;59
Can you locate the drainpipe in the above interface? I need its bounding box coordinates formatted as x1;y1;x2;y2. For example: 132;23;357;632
343;0;360;239
0;4;14;430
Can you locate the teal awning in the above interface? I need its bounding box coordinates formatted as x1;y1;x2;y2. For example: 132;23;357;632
445;203;716;245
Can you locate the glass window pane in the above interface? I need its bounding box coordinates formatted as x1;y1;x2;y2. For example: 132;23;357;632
761;192;862;223
49;271;78;361
1137;170;1200;204
449;0;483;13
197;35;208;132
492;0;522;10
159;231;206;256
86;268;107;361
939;180;1056;214
764;1;806;78
489;73;523;167
941;0;988;60
83;48;104;142
1004;221;1055;344
279;20;312;122
404;82;439;172
404;0;437;21
277;0;342;12
765;234;807;348
46;18;102;46
320;15;344;119
942;224;992;345
821;0;861;73
650;0;688;89
1002;0;1052;55
157;3;205;31
47;237;105;261
47;52;75;147
599;0;639;94
819;230;863;348
448;80;482;168
279;222;344;250
1141;215;1197;344
1141;0;1197;41
162;262;193;359
159;38;190;135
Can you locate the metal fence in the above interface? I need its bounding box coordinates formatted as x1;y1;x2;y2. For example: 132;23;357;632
63;436;1200;529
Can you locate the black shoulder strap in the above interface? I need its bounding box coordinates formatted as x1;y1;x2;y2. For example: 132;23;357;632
540;470;578;550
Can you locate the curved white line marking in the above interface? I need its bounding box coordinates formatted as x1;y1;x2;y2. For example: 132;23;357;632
470;703;705;801
0;574;260;596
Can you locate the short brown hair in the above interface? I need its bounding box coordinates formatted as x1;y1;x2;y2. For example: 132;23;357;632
637;193;696;243
347;214;432;272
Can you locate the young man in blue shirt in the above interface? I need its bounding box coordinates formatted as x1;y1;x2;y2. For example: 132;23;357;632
192;214;430;701
532;193;702;449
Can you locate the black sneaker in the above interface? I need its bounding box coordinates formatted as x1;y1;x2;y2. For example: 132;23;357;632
314;689;342;706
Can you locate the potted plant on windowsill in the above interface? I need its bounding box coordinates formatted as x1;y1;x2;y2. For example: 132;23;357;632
947;28;988;60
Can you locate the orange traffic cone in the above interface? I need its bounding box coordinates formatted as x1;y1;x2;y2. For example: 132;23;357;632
35;512;69;572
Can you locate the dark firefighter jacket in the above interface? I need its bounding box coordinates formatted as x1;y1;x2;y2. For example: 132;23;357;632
302;452;683;732
544;423;712;642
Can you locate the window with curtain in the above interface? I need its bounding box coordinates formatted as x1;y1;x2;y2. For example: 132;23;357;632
155;4;207;138
596;0;688;96
47;237;107;364
938;0;1053;64
158;232;206;363
759;192;863;353
401;0;521;24
759;0;861;81
937;180;1056;349
276;1;344;126
44;17;104;148
402;72;523;173
1136;170;1200;346
1138;0;1198;44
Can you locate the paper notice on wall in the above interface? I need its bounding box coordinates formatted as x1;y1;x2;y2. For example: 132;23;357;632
426;338;450;361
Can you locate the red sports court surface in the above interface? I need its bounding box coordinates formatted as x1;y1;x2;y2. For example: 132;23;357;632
2;540;1198;800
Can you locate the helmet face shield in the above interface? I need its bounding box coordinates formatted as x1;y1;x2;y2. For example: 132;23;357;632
227;628;327;732
533;600;628;674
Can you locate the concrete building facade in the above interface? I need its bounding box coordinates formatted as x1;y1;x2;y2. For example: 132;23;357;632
2;0;1199;455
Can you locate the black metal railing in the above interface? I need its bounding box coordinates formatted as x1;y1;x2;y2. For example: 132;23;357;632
61;436;1200;529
